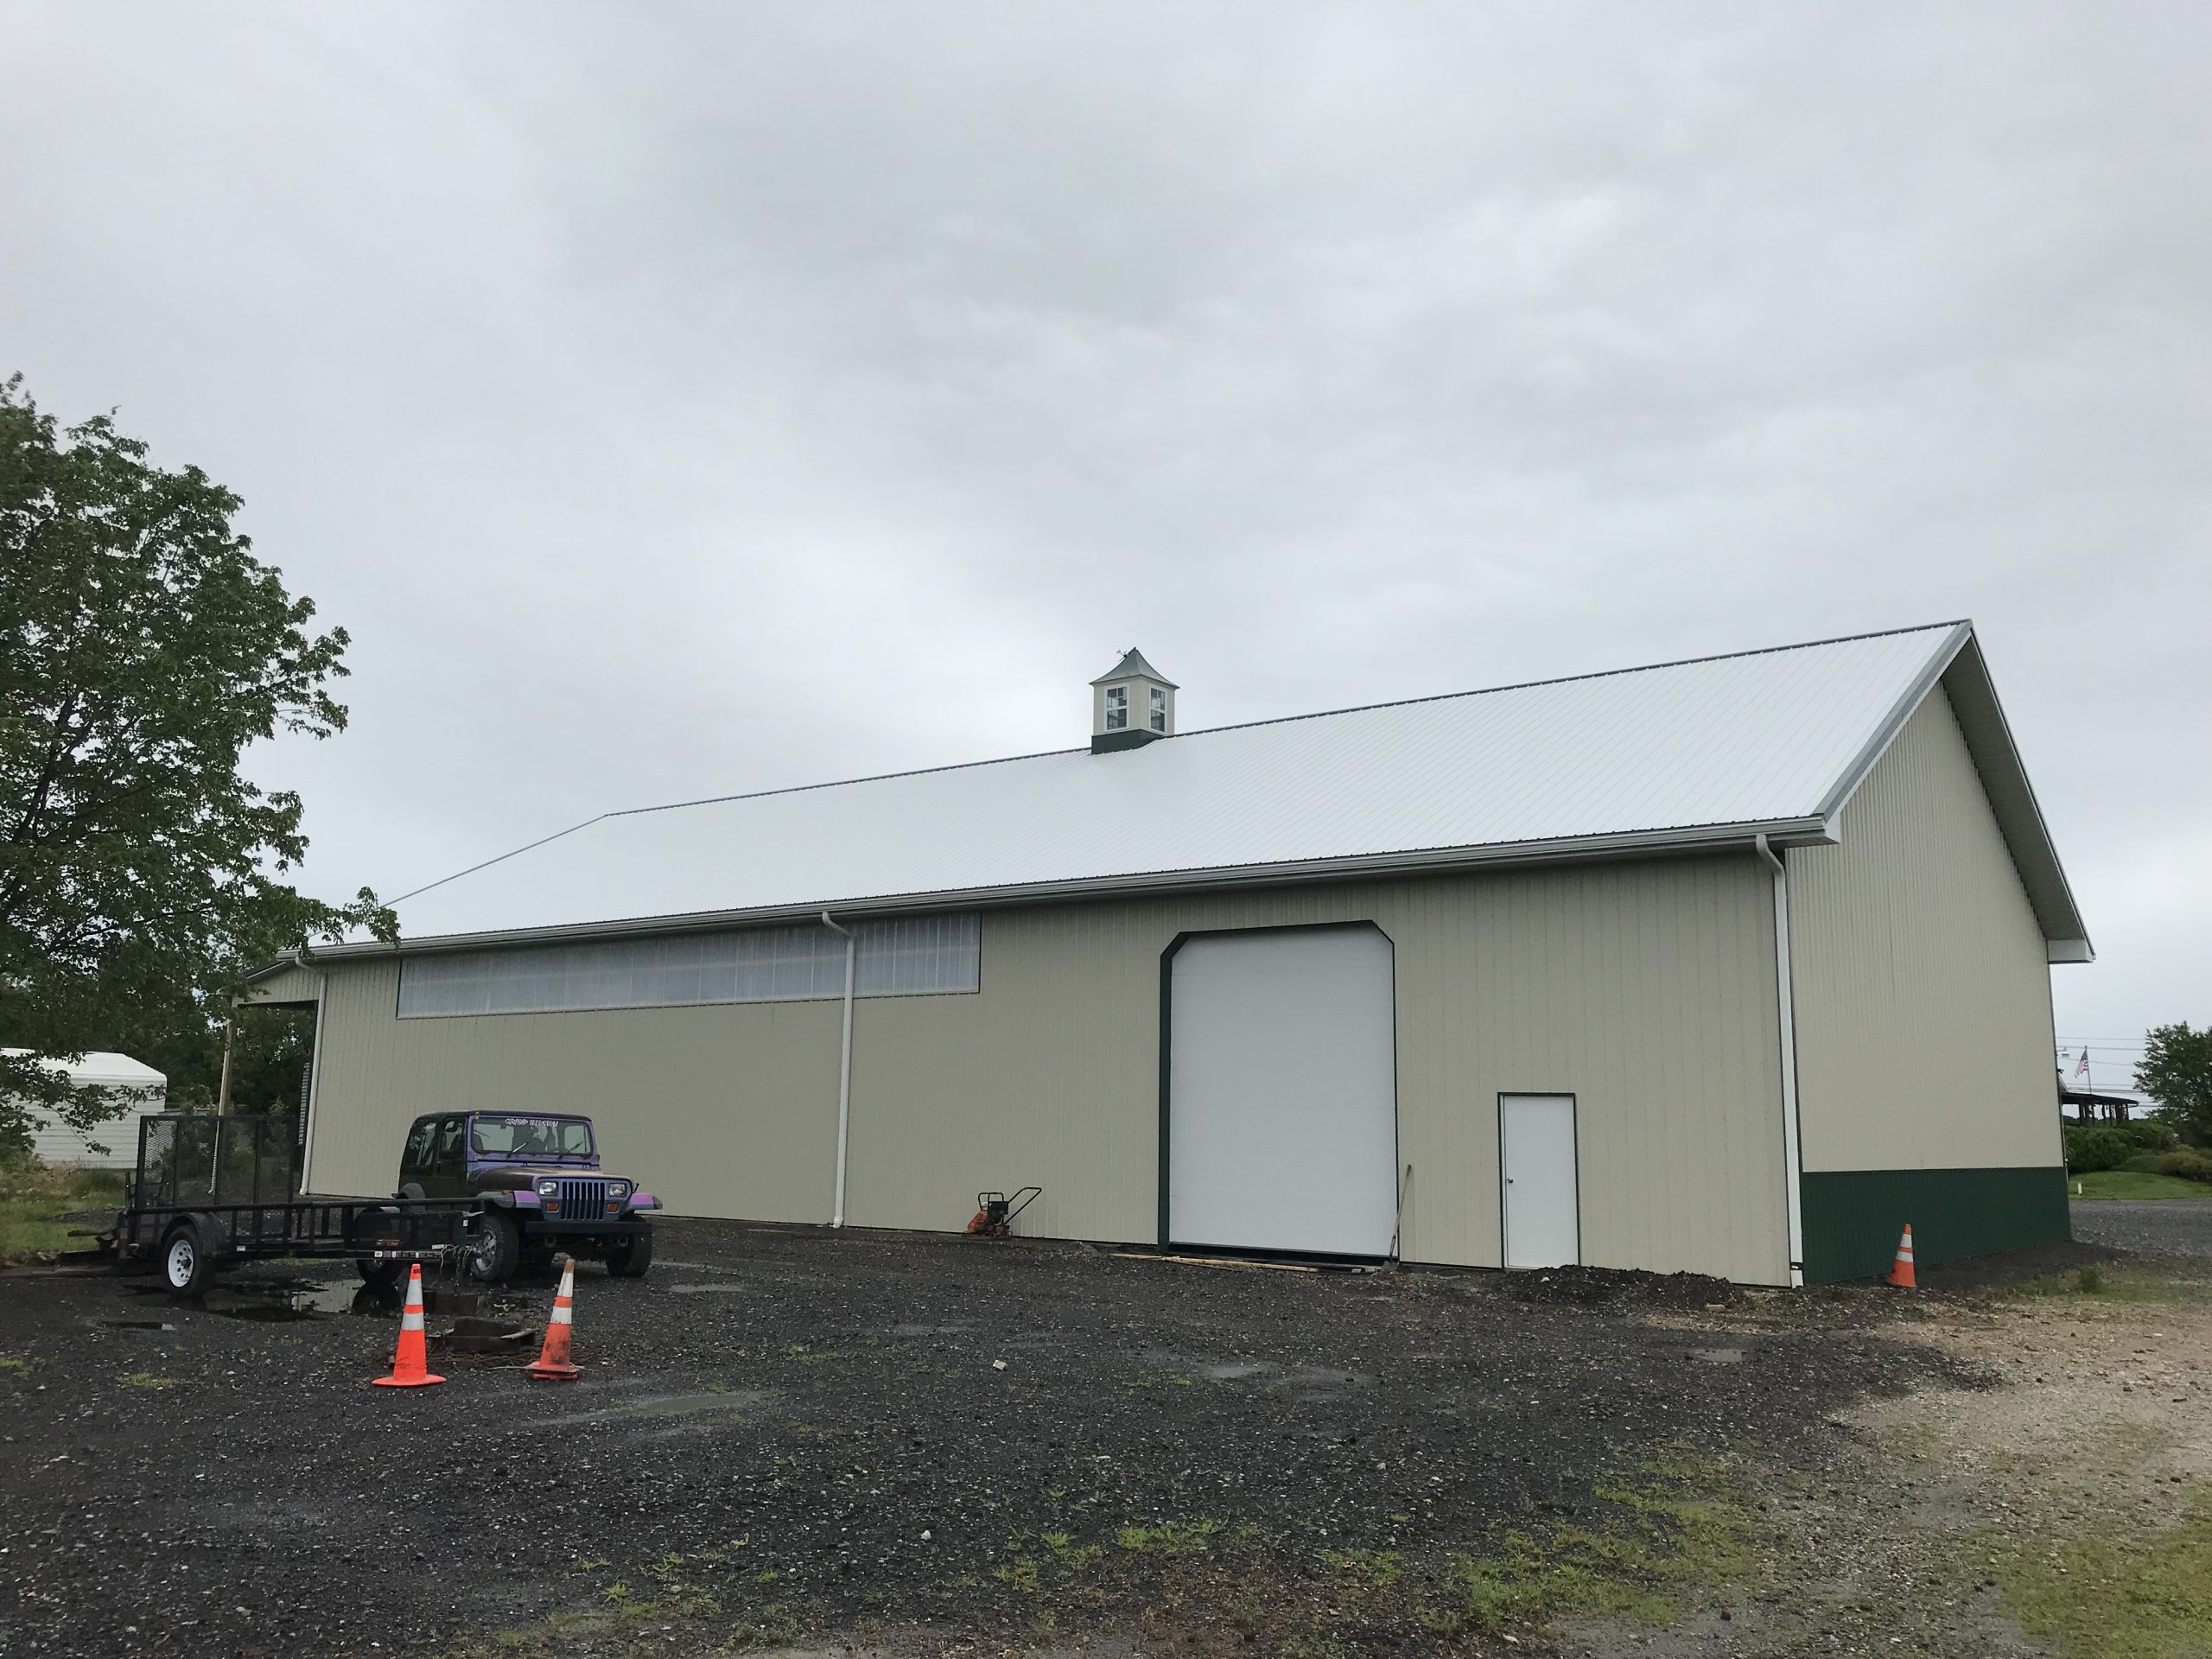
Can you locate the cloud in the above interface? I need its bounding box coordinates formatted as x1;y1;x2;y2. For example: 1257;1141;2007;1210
3;2;2204;1038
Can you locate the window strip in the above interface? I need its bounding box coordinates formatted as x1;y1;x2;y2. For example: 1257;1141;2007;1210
397;913;981;1018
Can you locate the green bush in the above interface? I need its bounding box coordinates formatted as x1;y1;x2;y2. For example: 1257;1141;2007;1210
2065;1126;2135;1173
2119;1152;2168;1173
2155;1148;2212;1185
2122;1120;2181;1153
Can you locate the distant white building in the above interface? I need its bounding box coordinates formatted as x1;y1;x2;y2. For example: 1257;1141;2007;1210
4;1051;168;1168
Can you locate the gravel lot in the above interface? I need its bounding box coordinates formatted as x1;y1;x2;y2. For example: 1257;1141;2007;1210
2069;1196;2212;1259
0;1223;1983;1657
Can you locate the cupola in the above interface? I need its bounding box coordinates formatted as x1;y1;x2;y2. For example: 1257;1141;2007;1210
1090;649;1178;753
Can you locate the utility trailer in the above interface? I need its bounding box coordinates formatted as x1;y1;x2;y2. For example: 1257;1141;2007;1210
105;1113;482;1296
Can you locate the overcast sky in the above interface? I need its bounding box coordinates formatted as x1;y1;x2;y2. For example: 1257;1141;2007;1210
5;4;2205;1077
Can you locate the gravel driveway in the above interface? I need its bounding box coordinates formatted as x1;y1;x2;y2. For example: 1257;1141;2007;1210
2069;1196;2212;1259
0;1223;1976;1657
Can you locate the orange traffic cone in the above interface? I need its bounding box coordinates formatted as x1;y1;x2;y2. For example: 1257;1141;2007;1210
528;1255;581;1382
1886;1224;1916;1289
372;1263;446;1388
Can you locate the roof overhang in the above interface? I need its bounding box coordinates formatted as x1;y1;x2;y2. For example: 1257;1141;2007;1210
1812;622;2089;965
284;815;1838;963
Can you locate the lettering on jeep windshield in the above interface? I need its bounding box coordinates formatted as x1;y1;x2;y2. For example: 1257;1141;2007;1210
470;1116;594;1159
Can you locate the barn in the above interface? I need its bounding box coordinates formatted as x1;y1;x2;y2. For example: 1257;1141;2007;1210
245;621;2088;1286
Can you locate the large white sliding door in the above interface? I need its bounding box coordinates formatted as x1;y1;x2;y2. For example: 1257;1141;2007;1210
1167;925;1398;1257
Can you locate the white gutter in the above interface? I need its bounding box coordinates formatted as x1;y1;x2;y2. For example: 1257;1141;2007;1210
300;815;1840;963
1754;835;1806;1287
819;911;857;1229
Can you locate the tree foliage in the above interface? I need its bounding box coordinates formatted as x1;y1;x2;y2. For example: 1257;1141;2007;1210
2138;1022;2212;1147
0;374;391;1154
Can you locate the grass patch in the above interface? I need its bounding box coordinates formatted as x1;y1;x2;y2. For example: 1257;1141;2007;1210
995;1529;1109;1594
0;1162;125;1264
2007;1262;2203;1306
122;1372;176;1389
1321;1546;1405;1588
1420;1444;1760;1637
1115;1518;1220;1555
2070;1171;2212;1201
1996;1495;2212;1658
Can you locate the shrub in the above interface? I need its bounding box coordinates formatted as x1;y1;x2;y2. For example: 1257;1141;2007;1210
2119;1152;2168;1174
2155;1148;2212;1185
2122;1120;2181;1153
2065;1126;2135;1173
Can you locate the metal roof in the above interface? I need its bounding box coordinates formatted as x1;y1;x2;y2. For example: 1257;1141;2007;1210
324;620;2084;962
2;1049;167;1086
1090;648;1178;688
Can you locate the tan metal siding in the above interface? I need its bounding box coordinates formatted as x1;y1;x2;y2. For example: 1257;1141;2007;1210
303;856;1789;1282
303;959;842;1220
1789;685;2061;1173
241;963;322;1007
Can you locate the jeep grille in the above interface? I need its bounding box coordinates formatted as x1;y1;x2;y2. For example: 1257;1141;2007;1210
555;1177;612;1218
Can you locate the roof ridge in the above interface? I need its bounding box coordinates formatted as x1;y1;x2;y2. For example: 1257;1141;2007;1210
620;617;1967;815
608;741;1096;821
1160;618;1969;747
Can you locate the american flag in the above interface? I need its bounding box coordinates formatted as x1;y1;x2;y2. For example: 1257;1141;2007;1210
2074;1049;2092;1083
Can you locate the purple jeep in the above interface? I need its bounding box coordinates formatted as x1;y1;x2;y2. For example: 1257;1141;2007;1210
397;1111;659;1283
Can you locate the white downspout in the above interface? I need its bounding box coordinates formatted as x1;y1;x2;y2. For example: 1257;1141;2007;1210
820;912;857;1229
297;969;330;1194
1755;835;1806;1287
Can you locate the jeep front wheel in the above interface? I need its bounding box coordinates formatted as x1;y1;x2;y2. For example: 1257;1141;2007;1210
467;1208;521;1285
606;1228;654;1279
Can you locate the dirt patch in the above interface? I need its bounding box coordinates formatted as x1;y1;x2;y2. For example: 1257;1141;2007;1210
1500;1264;1742;1312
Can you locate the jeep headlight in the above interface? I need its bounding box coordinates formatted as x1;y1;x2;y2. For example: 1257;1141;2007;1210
536;1179;557;1198
608;1182;630;1201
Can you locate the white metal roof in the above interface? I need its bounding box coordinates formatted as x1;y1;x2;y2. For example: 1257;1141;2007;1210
330;621;2083;960
2;1049;167;1087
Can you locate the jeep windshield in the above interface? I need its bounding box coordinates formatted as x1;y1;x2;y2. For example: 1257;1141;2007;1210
469;1115;594;1160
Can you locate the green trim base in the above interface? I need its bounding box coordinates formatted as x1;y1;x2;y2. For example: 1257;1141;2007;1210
1801;1166;2069;1284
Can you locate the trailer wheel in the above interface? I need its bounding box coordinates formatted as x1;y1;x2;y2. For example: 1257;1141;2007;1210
161;1224;210;1297
355;1257;404;1293
467;1208;520;1285
606;1228;654;1279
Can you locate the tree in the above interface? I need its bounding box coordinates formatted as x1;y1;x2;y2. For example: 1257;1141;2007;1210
0;374;392;1156
2138;1022;2212;1147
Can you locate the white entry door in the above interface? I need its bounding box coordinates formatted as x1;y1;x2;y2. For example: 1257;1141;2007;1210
1168;925;1398;1257
1501;1093;1580;1268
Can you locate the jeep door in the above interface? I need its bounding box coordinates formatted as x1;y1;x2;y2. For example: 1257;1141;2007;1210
398;1116;441;1197
424;1116;468;1198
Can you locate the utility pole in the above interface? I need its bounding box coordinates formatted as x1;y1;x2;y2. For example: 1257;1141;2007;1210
216;1018;236;1115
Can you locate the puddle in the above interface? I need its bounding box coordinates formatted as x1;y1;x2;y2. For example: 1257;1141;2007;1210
98;1319;177;1332
890;1322;972;1337
199;1280;394;1321
669;1283;753;1296
1198;1361;1272;1381
524;1390;771;1430
439;1316;533;1356
1690;1347;1746;1364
